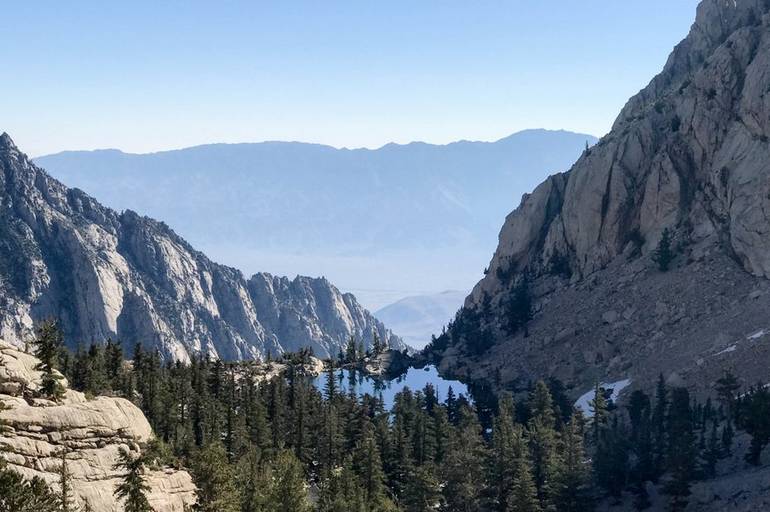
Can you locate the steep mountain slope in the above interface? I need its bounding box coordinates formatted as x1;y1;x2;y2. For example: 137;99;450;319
431;0;770;398
0;340;196;511
35;130;596;308
0;134;401;360
375;290;466;349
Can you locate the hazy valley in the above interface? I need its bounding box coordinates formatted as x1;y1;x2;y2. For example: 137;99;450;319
2;1;770;511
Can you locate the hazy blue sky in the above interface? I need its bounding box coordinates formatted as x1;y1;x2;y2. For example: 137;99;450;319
3;1;699;156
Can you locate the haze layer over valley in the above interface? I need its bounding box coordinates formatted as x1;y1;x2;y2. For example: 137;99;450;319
36;129;596;311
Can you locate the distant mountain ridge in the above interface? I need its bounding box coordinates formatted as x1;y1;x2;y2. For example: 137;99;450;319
0;133;402;360
375;290;467;349
35;129;597;308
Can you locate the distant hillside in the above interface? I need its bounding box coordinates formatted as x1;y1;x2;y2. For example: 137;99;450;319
375;290;467;349
0;133;402;360
35;129;596;308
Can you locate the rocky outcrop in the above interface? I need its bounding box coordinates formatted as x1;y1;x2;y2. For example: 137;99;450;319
0;340;196;511
434;0;770;396
0;134;403;360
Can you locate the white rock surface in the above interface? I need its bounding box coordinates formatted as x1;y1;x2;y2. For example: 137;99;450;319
0;340;196;511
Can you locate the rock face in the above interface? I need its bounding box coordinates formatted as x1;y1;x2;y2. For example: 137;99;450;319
0;340;196;511
0;134;403;360
434;0;770;396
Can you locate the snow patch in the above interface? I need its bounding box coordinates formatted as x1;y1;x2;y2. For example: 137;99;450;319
715;344;737;355
747;330;765;341
574;378;631;417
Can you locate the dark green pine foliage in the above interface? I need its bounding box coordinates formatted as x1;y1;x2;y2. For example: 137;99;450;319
505;275;533;335
58;449;75;512
651;374;668;479
626;390;654;484
663;387;696;511
715;369;740;418
652;227;674;271
721;420;735;456
28;318;770;512
589;383;608;448
442;403;487;512
32;320;65;400
491;393;519;510
267;374;288;450
593;416;629;500
507;425;541;512
113;447;154;512
527;381;561;510
191;443;240;512
267;450;311;512
553;409;591;512
738;384;770;466
317;457;367;512
699;420;720;478
0;457;60;512
402;463;442;512
352;418;388;508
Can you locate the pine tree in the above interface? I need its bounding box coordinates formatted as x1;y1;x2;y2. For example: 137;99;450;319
191;443;239;512
324;360;339;402
445;386;458;425
553;409;591;512
505;276;533;335
528;415;560;510
626;390;654;484
589;383;608;448
738;385;770;466
353;418;388;506
345;337;358;363
700;420;719;478
721;420;734;456
32;320;65;400
594;416;629;499
268;376;287;450
267;450;311;512
0;459;60;512
715;369;740;418
652;228;674;271
491;393;518;509
663;388;696;511
372;333;384;356
651;374;668;479
320;402;343;473
387;411;414;501
442;404;487;512
237;447;271;512
317;457;367;512
57;449;76;512
507;431;541;512
113;447;154;512
529;381;556;429
402;463;441;512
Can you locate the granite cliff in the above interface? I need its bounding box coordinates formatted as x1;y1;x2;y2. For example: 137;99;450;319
0;134;402;360
431;0;770;398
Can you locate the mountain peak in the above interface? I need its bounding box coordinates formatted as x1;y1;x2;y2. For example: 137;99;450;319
0;132;17;152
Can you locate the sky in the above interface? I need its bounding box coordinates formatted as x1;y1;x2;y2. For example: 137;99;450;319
2;1;701;157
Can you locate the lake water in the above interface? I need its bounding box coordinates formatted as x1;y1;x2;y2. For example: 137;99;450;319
312;365;470;410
